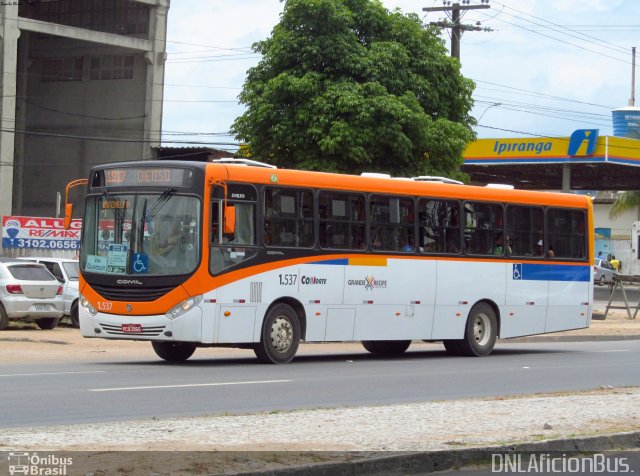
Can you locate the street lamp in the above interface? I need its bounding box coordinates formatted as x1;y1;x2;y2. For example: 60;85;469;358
475;102;501;126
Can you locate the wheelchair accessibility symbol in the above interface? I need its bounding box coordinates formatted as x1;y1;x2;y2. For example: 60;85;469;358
512;264;523;280
132;253;148;274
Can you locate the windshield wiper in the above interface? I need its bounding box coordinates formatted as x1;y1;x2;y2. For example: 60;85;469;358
145;187;175;222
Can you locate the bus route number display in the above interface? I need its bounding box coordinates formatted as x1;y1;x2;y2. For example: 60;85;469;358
103;168;190;187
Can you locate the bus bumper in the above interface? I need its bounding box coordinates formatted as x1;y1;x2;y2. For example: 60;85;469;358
79;305;203;342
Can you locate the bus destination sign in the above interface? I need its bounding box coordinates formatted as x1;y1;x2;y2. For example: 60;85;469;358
102;168;192;187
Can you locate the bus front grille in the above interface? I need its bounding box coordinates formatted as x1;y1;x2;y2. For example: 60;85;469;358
91;285;175;302
100;324;165;336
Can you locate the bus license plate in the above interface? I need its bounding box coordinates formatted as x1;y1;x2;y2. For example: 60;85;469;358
122;323;142;333
34;304;49;311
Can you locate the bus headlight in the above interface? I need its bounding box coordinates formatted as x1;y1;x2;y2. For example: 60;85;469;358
80;295;97;316
166;295;202;320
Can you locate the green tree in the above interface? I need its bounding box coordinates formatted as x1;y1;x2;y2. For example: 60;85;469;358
609;191;640;219
232;0;475;179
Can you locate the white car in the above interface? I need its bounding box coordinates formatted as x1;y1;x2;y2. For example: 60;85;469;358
20;257;80;327
593;258;617;286
0;258;64;330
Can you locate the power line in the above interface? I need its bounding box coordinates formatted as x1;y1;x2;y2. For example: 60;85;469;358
473;3;632;66
472;79;617;110
487;0;629;55
0;127;241;146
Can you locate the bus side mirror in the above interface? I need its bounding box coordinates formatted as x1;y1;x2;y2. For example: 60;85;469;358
63;178;87;230
63;203;73;230
224;206;236;234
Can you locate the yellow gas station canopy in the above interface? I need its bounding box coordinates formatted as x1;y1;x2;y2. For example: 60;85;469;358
463;129;640;190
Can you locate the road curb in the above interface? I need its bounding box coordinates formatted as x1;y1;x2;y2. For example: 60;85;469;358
234;431;640;475
501;335;640;343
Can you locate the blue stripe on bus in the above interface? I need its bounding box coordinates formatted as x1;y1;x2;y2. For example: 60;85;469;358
312;258;349;265
513;263;590;282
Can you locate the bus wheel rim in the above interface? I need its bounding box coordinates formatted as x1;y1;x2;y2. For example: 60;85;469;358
271;316;293;352
473;313;491;347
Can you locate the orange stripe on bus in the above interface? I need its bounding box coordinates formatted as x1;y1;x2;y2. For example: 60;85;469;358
348;257;388;267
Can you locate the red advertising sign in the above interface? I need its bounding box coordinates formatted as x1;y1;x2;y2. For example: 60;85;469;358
2;216;82;250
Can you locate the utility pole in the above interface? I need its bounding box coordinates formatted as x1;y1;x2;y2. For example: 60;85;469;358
630;46;636;107
423;0;491;60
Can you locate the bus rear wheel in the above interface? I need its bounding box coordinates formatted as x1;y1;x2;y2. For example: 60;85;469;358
254;303;300;364
152;341;197;362
361;340;411;355
459;302;497;357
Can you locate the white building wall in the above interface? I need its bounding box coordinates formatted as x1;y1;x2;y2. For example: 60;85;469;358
593;201;638;274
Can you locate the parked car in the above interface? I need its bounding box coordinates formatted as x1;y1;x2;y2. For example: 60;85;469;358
594;258;617;286
19;257;80;328
0;258;64;330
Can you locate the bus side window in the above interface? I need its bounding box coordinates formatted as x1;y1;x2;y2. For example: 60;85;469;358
506;205;544;258
546;208;586;259
318;192;364;250
419;198;460;254
210;199;257;274
264;188;313;248
370;195;414;252
211;201;221;244
464;202;503;256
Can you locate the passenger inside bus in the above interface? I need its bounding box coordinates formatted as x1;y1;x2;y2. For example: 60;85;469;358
372;229;383;250
400;236;413;252
445;234;460;253
493;234;511;255
157;220;182;257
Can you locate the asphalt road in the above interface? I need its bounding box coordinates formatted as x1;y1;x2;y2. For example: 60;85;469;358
594;284;640;305
1;339;639;428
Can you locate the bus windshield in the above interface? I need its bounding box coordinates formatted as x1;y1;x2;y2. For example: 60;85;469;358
81;191;200;276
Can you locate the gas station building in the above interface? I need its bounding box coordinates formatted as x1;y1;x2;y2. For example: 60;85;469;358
463;128;640;273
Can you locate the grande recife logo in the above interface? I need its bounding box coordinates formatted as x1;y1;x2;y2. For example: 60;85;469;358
2;216;82;250
348;275;388;290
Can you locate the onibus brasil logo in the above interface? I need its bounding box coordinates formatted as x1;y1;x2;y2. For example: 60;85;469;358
8;452;73;475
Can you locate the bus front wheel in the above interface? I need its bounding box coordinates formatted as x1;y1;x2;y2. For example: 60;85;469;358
36;318;60;330
361;340;411;355
152;341;197;362
0;305;9;330
70;300;79;328
254;303;300;364
459;302;497;357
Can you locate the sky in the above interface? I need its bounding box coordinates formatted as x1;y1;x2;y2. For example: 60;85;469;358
161;0;640;152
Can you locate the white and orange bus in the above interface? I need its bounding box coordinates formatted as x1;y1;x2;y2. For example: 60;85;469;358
71;159;593;363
